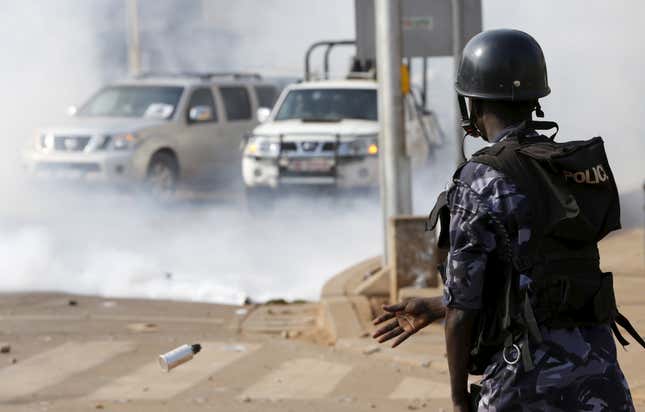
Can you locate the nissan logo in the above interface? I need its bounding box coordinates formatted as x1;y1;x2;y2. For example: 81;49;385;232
301;141;318;152
64;138;79;150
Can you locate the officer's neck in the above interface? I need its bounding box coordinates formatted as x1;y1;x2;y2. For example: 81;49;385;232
481;113;532;142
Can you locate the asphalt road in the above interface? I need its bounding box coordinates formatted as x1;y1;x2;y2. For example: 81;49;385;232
0;293;455;412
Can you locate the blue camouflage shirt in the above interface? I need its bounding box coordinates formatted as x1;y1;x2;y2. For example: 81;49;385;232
443;128;635;412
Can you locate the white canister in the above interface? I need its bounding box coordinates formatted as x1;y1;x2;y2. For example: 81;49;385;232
158;343;202;372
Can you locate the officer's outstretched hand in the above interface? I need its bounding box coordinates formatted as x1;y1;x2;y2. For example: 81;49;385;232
372;297;446;348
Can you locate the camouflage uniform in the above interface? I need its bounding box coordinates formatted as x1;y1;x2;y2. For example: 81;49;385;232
442;129;635;411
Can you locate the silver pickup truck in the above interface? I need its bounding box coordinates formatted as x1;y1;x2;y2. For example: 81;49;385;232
24;72;278;197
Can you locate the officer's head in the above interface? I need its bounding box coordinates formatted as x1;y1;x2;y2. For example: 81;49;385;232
456;29;550;140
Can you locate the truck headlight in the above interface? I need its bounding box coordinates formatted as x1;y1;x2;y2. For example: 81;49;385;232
111;132;139;150
339;134;379;156
245;136;280;158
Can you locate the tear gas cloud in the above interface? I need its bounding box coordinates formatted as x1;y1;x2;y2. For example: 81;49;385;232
0;1;641;304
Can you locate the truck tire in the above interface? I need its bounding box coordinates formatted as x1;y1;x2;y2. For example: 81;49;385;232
146;151;179;200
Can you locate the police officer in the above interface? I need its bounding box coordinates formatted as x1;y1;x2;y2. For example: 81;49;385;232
373;29;642;411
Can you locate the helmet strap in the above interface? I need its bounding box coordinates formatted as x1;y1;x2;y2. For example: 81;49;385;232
458;95;481;137
527;119;559;140
534;102;545;118
461;132;470;161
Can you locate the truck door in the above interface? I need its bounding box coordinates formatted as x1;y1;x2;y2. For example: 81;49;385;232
179;87;220;177
214;85;257;187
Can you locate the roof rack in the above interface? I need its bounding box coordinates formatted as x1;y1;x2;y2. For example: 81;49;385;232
204;72;263;80
134;72;263;81
304;40;356;81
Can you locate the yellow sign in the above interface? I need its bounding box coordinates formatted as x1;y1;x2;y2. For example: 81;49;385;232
401;64;410;95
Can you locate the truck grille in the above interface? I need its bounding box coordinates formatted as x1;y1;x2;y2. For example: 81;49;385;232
281;141;337;155
53;135;91;152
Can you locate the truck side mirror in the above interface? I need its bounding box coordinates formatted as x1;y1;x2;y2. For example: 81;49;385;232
256;107;271;123
189;106;214;122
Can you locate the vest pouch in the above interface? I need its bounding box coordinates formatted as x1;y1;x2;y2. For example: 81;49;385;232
535;271;613;327
593;272;617;323
516;137;621;242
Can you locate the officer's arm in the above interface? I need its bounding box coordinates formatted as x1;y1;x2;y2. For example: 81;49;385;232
445;306;478;409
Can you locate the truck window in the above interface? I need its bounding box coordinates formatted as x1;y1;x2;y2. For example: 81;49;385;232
254;85;277;109
186;88;217;124
78;86;184;119
220;86;252;121
274;89;378;121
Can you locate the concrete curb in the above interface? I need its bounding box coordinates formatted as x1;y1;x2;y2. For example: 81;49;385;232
319;256;384;341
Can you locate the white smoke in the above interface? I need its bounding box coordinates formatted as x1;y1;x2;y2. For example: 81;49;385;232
0;1;641;304
0;0;382;305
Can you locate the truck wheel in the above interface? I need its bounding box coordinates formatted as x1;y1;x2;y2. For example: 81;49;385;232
146;152;179;200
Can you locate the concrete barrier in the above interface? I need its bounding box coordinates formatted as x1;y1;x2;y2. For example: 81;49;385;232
388;216;439;303
318;216;441;341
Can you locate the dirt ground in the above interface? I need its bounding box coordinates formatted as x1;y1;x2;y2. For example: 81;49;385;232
0;228;642;412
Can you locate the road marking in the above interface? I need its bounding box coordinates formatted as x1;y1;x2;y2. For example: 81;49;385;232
0;341;134;401
240;357;352;400
0;314;224;325
389;377;451;400
88;342;260;401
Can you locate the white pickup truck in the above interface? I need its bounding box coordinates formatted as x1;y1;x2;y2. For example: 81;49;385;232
242;78;442;192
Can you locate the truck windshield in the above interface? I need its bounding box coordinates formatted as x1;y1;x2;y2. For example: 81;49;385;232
274;88;377;121
77;86;184;118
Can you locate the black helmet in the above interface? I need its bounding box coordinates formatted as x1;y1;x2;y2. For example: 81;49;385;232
456;29;550;101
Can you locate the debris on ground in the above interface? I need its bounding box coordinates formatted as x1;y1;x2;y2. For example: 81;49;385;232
287;330;301;339
407;400;427;410
362;345;381;355
265;298;289;305
68;300;78;306
0;343;10;354
223;344;247;352
127;323;159;333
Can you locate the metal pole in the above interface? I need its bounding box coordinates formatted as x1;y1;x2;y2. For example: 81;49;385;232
452;0;466;164
126;0;141;76
375;0;412;265
422;58;428;108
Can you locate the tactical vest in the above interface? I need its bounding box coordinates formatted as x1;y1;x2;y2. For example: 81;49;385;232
428;122;645;375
